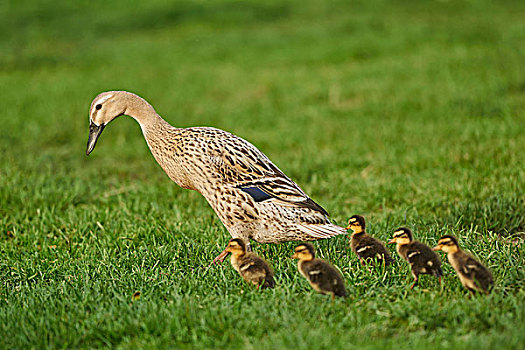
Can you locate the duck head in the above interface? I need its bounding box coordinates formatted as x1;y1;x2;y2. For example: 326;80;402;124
433;235;459;253
345;214;365;234
388;227;413;244
292;243;315;261
224;238;247;256
86;91;129;155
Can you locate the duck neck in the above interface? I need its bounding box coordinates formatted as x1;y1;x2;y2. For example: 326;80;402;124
230;251;245;266
352;230;365;237
121;92;180;153
352;226;364;234
232;251;245;258
447;246;461;259
122;92;171;132
120;92;197;190
396;242;408;256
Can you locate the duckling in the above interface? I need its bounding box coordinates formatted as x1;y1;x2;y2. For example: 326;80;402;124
433;235;493;294
224;238;275;289
292;243;347;299
345;215;394;266
388;227;442;289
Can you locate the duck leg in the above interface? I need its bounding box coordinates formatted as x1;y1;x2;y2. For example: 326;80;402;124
359;259;372;273
410;273;419;290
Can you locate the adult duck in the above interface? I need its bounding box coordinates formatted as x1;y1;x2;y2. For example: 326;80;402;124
86;91;345;263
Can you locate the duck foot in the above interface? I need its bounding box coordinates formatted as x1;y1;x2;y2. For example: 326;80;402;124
410;277;418;290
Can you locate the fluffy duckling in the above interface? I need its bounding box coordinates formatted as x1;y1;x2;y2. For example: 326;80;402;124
433;235;493;294
224;238;275;289
345;215;394;266
292;243;347;299
388;227;442;289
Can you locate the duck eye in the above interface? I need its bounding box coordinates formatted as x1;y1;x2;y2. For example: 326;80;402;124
96;104;102;110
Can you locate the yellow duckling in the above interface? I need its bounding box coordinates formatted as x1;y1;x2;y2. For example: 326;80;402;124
433;235;493;294
224;238;275;289
292;243;347;299
388;227;443;289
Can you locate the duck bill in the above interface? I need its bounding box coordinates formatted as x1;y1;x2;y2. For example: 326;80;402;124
291;253;299;259
432;246;441;251
387;239;395;244
344;225;352;230
86;122;106;155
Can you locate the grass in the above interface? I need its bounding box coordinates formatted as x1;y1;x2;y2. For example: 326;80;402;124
1;0;524;348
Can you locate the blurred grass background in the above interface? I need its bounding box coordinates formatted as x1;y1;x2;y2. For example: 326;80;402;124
0;0;524;348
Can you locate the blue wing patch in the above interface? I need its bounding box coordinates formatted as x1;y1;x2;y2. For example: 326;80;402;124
240;186;273;202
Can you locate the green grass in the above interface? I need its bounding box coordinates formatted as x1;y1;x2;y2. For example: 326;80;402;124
1;0;524;348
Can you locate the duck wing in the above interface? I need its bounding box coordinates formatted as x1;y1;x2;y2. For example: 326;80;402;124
406;242;442;270
304;260;347;297
238;254;275;287
202;128;329;216
461;255;493;290
356;235;394;264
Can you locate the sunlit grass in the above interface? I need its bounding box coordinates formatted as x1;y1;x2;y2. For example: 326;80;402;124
0;0;524;348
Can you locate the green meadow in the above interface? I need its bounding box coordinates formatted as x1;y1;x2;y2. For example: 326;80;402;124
1;0;524;348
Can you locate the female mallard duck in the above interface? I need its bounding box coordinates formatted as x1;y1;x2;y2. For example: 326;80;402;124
345;215;394;266
86;91;345;262
292;243;347;299
224;238;275;289
388;227;442;289
433;235;493;294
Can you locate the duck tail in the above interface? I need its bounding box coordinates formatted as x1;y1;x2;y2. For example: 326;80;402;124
336;286;348;297
433;266;444;278
385;255;395;266
261;276;276;289
297;223;347;240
